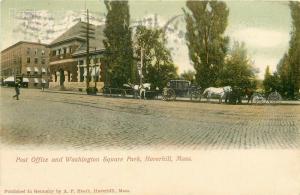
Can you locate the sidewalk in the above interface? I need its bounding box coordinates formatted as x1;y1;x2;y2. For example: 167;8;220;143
43;89;88;95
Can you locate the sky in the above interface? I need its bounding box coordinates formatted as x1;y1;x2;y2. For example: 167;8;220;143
0;0;293;79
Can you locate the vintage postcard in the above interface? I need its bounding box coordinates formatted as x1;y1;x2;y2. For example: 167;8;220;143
1;0;299;194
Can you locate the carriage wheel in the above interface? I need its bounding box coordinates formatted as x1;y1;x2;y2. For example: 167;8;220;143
268;92;282;104
162;94;167;101
252;94;265;104
196;90;202;101
121;89;126;97
251;94;258;104
162;88;169;101
169;89;176;101
162;88;176;101
190;90;201;101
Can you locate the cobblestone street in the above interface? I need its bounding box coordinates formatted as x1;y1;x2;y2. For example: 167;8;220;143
1;88;299;149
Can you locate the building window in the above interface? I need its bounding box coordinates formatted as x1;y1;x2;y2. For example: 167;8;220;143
52;50;56;56
27;57;30;63
63;48;67;54
41;59;45;64
58;49;61;55
27;48;30;55
79;60;84;65
42;50;45;55
34;58;38;64
34;49;38;55
69;47;72;53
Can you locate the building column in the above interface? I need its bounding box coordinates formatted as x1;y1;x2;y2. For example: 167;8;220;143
51;74;55;82
77;59;80;82
64;71;68;83
56;71;60;83
77;66;80;83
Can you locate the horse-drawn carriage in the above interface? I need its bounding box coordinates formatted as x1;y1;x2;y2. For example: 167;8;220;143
251;90;282;104
162;80;201;101
102;79;283;104
103;83;158;99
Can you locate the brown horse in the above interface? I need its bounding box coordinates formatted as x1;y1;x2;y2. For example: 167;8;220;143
244;88;255;103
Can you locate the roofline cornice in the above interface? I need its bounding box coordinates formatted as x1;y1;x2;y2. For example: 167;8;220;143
1;41;48;53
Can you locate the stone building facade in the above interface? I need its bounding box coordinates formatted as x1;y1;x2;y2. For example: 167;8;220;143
1;41;50;88
48;21;105;91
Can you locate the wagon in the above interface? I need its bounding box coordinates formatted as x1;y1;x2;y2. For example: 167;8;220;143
251;91;282;104
267;91;282;104
162;80;201;101
251;92;267;104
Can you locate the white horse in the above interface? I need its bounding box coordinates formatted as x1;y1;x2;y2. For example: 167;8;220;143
202;86;232;103
128;83;151;99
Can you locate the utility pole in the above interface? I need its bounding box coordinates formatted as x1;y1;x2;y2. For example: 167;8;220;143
139;47;144;86
86;9;90;90
80;9;95;93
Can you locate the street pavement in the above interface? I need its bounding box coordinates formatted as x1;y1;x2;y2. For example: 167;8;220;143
1;87;299;149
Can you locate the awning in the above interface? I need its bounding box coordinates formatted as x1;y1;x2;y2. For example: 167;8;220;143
22;78;29;82
34;78;39;83
41;68;46;73
41;79;46;83
4;76;15;82
34;67;39;72
26;67;32;72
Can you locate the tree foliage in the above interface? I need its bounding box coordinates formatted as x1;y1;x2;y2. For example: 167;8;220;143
134;26;178;89
218;42;257;89
277;2;300;98
183;0;229;88
277;53;291;97
103;0;134;87
288;1;300;96
263;66;281;94
180;70;196;83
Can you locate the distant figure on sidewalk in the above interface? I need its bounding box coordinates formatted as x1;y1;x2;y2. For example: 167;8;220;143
41;82;45;91
13;79;21;100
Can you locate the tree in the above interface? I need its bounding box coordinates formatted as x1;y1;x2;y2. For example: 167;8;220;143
263;66;281;94
277;53;291;97
263;66;272;93
103;0;134;87
180;70;196;83
277;2;300;99
134;26;178;89
218;42;257;89
183;0;229;89
288;1;300;97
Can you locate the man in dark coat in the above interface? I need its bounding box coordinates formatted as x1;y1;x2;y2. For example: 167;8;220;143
13;79;21;100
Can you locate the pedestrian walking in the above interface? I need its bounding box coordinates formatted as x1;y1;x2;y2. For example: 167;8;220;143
12;79;21;100
41;82;45;91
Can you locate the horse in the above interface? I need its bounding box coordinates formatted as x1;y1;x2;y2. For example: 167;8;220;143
202;86;232;103
126;83;151;99
244;87;255;104
136;83;151;99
